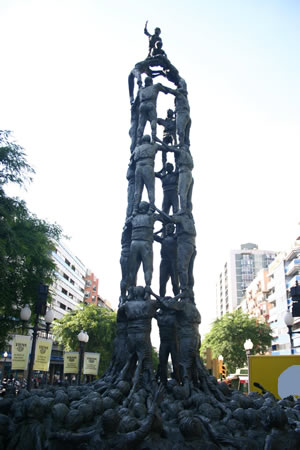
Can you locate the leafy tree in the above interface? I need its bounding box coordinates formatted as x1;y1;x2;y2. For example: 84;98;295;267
0;131;62;349
0;130;34;190
201;309;272;374
53;304;117;377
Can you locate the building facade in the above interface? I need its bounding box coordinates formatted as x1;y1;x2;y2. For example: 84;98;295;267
267;239;300;355
84;270;99;305
216;243;277;318
51;241;87;320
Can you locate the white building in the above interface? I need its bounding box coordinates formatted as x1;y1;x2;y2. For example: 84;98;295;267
216;243;277;318
268;239;300;355
51;241;86;320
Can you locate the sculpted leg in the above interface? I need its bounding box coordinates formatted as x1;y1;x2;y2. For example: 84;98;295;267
141;242;153;288
133;168;144;214
159;260;170;297
178;170;193;213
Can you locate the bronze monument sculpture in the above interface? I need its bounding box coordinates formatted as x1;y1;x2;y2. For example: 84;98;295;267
3;23;300;450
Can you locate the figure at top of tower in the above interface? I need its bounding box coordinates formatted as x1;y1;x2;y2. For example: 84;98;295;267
144;21;162;57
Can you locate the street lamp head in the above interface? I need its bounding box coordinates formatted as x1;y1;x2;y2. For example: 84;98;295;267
45;308;55;324
284;311;294;327
78;330;86;342
3;352;8;358
244;339;254;351
20;304;32;321
218;355;223;361
83;332;89;343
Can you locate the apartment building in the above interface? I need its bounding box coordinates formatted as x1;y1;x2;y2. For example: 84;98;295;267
216;243;277;318
268;239;300;355
51;241;86;320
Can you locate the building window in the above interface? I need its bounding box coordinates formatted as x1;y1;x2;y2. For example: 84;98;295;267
62;288;68;296
70;279;75;285
65;258;71;266
59;302;66;310
86;280;92;287
71;264;76;271
85;292;90;298
93;285;97;291
63;273;69;281
69;293;74;299
92;296;96;302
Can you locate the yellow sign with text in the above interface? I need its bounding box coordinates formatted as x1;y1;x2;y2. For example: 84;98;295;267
33;338;52;371
11;335;31;370
83;352;100;376
64;352;79;374
249;355;300;399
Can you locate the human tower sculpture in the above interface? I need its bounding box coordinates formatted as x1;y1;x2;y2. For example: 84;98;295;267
109;23;207;398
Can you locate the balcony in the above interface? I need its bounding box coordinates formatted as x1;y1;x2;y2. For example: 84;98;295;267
286;275;300;290
266;292;276;304
285;259;300;277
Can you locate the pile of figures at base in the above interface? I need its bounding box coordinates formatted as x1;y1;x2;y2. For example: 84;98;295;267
1;377;300;449
118;23;201;398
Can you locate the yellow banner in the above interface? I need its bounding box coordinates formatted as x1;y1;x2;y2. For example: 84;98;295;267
83;352;100;376
11;335;31;370
249;355;300;399
33;338;52;371
64;352;79;374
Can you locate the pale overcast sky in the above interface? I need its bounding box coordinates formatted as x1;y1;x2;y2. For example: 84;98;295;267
1;0;300;340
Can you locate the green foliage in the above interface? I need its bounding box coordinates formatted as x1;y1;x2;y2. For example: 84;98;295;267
53;304;117;377
0;131;62;349
0;130;34;189
201;309;272;374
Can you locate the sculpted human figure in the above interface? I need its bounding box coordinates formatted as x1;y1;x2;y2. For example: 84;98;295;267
136;77;169;144
166;85;191;147
119;286;161;393
157;108;177;165
120;221;132;302
105;306;128;380
132;134;163;215
158;208;196;296
157;108;177;146
126;160;135;218
127;201;162;296
166;144;193;214
155;162;179;215
154;223;179;297
129;99;139;153
128;60;164;105
144;21;162;57
155;304;180;386
50;383;164;449
151;40;167;58
161;294;201;388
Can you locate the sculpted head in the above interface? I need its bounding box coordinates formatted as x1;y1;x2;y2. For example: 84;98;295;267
144;76;153;87
141;134;151;144
154;27;161;35
167;109;174;118
101;409;120;434
134;286;145;300
166;162;174;173
165;223;175;235
138;201;149;214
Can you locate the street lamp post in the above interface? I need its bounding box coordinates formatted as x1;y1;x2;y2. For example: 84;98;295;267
2;352;8;378
20;285;54;391
244;339;253;393
283;311;300;355
284;311;294;354
77;330;89;385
